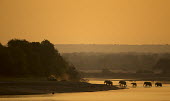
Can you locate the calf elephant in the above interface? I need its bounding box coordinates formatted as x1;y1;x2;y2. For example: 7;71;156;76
104;80;113;86
143;82;152;87
131;83;137;87
119;81;127;87
155;82;162;87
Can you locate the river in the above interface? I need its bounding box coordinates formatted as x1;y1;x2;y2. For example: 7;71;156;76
1;78;170;101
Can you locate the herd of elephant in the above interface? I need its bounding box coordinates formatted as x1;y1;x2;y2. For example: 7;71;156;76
104;80;163;87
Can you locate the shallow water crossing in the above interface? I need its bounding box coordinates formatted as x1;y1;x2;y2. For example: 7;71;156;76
1;78;170;101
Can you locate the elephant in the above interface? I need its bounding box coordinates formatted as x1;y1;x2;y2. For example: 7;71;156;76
155;82;162;87
119;80;127;87
104;80;113;86
143;82;152;87
131;83;137;87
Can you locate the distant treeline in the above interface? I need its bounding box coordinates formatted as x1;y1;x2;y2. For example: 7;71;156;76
55;44;170;53
62;52;170;74
0;39;80;81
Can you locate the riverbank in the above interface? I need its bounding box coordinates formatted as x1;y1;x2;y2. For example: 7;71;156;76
0;81;120;95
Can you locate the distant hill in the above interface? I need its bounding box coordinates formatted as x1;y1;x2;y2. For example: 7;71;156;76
55;44;170;53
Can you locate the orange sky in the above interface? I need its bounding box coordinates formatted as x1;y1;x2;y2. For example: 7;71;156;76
0;0;170;45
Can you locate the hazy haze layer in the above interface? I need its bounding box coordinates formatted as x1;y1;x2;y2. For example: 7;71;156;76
56;44;170;53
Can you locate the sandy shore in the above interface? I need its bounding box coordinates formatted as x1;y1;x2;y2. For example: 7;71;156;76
0;81;120;95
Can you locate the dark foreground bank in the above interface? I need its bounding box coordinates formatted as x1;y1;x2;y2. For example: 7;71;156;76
0;81;120;95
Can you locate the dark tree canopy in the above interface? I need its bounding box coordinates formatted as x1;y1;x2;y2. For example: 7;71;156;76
0;39;80;81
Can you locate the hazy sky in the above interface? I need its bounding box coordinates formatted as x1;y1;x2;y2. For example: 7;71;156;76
0;0;170;45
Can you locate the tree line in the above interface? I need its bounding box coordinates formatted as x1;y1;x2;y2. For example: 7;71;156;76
0;39;80;81
63;52;170;74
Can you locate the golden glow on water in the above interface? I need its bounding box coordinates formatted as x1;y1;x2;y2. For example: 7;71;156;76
1;79;170;101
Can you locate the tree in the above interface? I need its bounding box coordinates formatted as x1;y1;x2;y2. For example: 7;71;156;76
0;39;80;81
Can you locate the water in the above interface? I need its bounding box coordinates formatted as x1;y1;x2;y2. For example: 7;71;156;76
1;78;170;101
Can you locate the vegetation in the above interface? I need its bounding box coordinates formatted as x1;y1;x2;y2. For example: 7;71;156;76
0;39;80;81
153;58;170;74
101;68;112;74
136;70;154;73
62;52;161;71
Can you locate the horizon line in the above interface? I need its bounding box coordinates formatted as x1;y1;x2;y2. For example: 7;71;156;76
55;44;170;45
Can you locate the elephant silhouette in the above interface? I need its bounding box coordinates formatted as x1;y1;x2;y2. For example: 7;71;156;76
104;80;113;86
119;81;127;87
143;82;152;87
131;83;137;87
155;82;162;87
